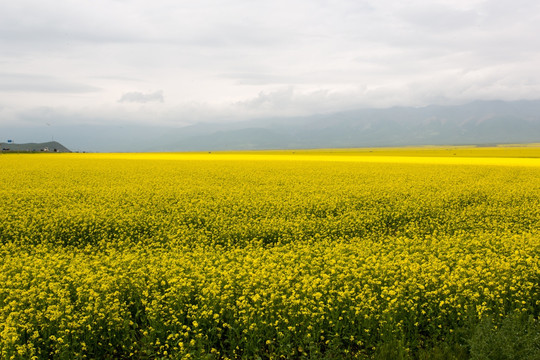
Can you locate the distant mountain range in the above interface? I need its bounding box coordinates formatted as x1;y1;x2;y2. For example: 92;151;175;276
150;100;540;151
2;100;540;152
0;141;71;153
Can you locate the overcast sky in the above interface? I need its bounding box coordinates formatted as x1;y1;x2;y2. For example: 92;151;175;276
1;0;540;127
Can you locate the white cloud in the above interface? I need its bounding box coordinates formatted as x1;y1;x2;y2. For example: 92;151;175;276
0;73;100;93
119;90;164;103
1;0;540;127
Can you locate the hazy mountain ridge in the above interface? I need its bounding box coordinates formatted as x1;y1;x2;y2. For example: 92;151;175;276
2;100;540;152
153;100;540;151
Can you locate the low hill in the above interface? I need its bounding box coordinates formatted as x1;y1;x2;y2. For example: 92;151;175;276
0;141;71;153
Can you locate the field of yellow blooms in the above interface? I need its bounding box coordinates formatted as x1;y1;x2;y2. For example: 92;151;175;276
1;146;539;359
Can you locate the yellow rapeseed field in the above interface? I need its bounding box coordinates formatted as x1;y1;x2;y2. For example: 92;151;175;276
0;146;539;359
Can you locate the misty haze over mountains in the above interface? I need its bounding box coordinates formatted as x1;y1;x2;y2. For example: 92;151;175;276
3;100;540;152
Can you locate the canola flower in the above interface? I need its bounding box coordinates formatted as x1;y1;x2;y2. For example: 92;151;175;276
0;148;539;359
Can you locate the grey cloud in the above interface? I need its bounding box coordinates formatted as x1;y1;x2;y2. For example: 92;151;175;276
0;0;293;51
221;73;303;86
93;75;145;82
397;5;480;32
0;1;154;46
0;73;100;93
237;88;295;110
119;91;164;103
233;87;371;117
